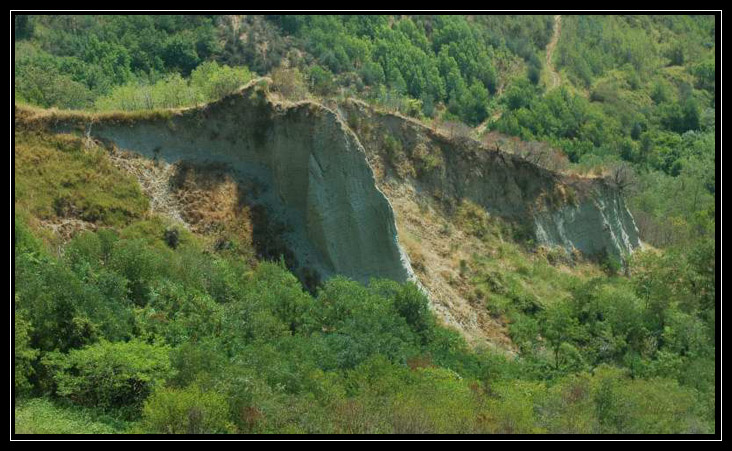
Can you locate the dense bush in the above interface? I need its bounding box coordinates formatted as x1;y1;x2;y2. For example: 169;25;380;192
95;62;251;111
43;340;173;413
140;385;235;434
14;298;37;393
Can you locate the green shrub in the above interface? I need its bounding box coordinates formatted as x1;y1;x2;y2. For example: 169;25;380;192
308;65;335;96
383;133;403;158
140;385;235;434
95;63;251;111
301;277;421;370
44;340;174;413
15;253;130;352
14;298;38;393
109;239;166;306
190;61;251;102
369;280;435;343
591;365;710;434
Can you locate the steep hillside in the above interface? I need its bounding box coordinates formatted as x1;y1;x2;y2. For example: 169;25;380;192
19;81;415;287
338;99;640;259
17;79;642;348
334;99;641;345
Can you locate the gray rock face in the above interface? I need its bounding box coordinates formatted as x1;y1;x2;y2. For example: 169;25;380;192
79;89;414;284
534;185;641;259
338;100;642;260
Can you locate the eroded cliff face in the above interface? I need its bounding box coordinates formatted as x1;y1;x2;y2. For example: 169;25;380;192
50;86;415;285
337;100;641;260
533;184;640;259
29;83;641;347
324;99;642;347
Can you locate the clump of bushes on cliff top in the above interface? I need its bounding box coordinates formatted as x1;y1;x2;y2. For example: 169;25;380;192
94;62;252;111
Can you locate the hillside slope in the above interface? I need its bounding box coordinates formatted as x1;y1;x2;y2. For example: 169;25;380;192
12;14;716;435
17;80;643;347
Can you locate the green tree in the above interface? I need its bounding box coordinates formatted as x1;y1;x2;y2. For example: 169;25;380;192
308;65;335;96
540;300;588;370
14;297;38;394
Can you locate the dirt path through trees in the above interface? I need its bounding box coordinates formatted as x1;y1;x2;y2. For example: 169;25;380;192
545;15;562;89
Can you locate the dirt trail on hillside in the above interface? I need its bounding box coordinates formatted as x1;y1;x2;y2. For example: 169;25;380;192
476;14;562;134
545;15;562;89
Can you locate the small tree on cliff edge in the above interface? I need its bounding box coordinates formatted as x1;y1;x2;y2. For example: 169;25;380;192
609;162;639;195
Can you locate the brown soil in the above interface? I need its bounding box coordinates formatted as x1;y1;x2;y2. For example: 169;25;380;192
381;181;516;353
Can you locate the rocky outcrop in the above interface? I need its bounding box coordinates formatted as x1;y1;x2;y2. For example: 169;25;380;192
48;85;415;285
35;81;639;291
338;100;641;260
533;183;640;259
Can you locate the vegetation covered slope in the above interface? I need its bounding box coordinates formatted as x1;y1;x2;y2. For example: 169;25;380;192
13;14;716;435
14;125;714;434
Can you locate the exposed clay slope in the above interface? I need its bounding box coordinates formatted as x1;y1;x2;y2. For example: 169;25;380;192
25;84;414;285
337;99;641;260
332;99;641;348
17;83;641;349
